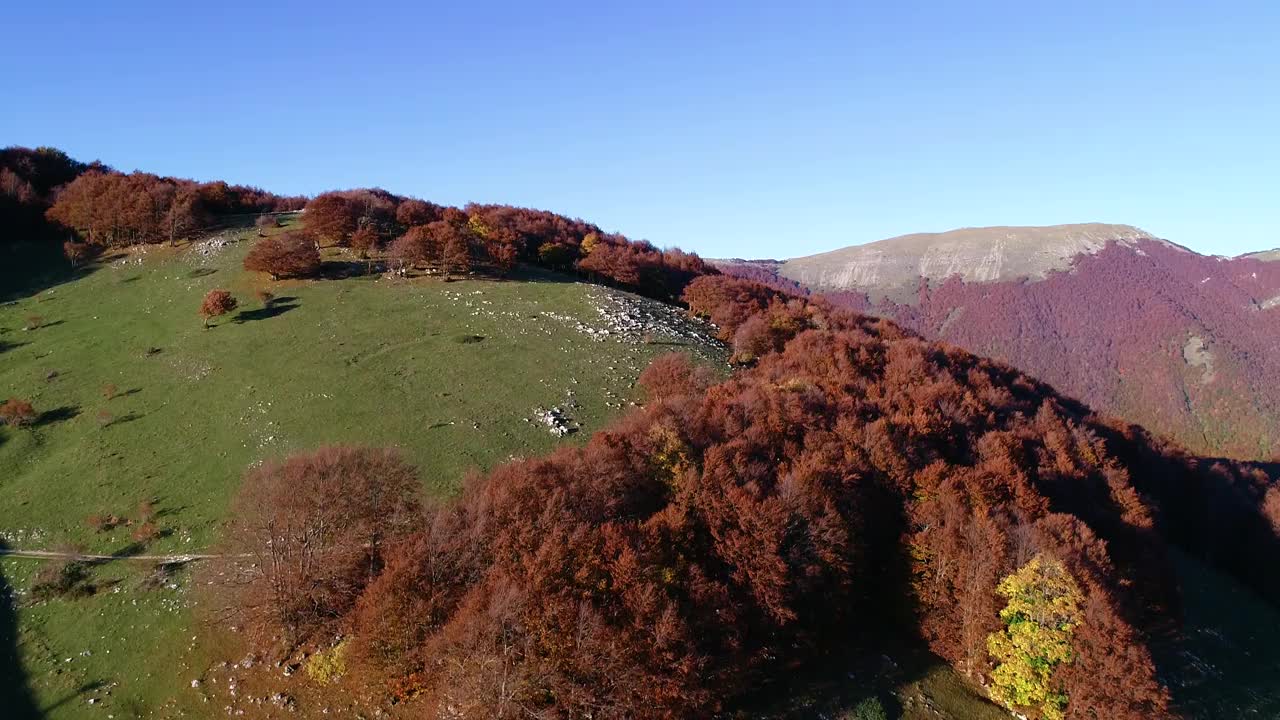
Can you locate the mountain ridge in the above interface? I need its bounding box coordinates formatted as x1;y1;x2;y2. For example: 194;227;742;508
779;223;1175;302
1243;248;1280;262
719;225;1280;459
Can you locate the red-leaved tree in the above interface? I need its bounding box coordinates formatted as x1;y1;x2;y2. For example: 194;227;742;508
199;289;237;327
219;446;422;649
243;232;321;279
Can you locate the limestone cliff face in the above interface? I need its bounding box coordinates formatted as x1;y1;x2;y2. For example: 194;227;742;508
779;223;1161;302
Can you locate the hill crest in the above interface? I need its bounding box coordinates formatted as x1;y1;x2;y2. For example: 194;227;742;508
1243;248;1280;262
779;223;1163;301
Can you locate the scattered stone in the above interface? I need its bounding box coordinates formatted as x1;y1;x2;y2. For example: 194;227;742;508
188;231;240;260
534;406;577;437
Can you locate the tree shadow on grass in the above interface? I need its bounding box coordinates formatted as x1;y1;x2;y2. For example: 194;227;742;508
39;680;106;717
0;340;28;354
233;301;299;323
0;242;99;304
0;541;42;719
152;505;189;521
503;264;582;285
320;260;369;279
187;267;217;279
142;496;189;523
98;529;175;563
103;412;143;427
1154;551;1280;718
33;406;79;427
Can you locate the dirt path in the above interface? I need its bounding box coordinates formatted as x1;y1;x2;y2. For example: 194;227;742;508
0;548;244;563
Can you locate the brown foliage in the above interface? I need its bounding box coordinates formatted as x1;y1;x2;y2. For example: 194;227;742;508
682;274;789;339
255;214;280;233
867;239;1280;458
199;289;238;326
350;225;380;258
389;225;438;269
576;236;712;301
102;383;118;400
132;521;161;543
395;198;442;227
1;147;92;250
195;277;1278;718
45;169;292;247
304;190;397;246
333;281;1256;718
1265;486;1280;535
221;446;422;648
302;193;360;244
63;241;95;266
243;232;321;279
0;398;37;427
441;231;472;279
86;513;123;533
637;352;715;403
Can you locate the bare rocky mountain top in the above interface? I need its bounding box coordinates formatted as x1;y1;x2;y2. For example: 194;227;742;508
779;223;1160;302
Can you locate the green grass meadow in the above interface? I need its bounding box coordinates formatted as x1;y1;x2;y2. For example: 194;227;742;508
0;225;725;718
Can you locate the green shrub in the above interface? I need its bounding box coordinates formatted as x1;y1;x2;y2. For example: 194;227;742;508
305;640;349;685
30;559;95;601
842;696;889;720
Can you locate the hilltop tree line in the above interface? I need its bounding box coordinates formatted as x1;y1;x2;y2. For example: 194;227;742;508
1;146;98;247
219;273;1280;720
4;146;716;304
1;145;304;259
46;171;305;249
286;189;714;301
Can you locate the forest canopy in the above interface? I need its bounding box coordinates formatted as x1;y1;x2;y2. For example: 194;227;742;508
219;276;1280;719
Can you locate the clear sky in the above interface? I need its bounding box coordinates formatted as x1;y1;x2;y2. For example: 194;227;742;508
3;1;1277;258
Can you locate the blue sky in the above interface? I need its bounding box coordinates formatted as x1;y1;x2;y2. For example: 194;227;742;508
3;1;1277;257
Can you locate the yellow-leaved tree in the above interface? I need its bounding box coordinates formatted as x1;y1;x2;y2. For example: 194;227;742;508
986;554;1082;720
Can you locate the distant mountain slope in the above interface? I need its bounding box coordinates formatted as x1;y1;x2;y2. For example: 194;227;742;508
779;223;1158;302
740;226;1280;459
1243;248;1280;262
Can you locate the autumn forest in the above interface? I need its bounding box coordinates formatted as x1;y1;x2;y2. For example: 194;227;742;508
2;145;1279;720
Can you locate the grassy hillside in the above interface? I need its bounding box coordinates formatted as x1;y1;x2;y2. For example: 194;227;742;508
0;231;726;552
0;224;726;718
6;225;1271;720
